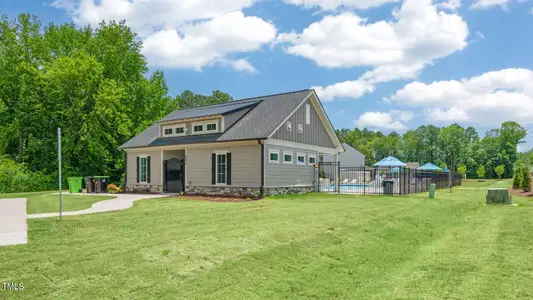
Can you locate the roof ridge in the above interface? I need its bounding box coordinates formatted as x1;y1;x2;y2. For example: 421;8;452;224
233;89;311;102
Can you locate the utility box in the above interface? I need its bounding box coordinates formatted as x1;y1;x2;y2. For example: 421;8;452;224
486;188;512;205
429;183;436;199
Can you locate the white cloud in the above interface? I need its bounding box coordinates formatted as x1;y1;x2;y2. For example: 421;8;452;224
354;110;413;130
283;0;397;11
388;68;533;125
278;0;469;101
437;0;462;10
52;0;274;72
471;0;517;9
313;80;375;101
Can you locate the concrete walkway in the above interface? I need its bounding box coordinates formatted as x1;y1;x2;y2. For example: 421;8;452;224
28;193;169;219
0;198;27;246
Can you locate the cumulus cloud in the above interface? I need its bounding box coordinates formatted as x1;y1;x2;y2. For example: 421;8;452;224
313;80;375;101
283;0;398;11
52;0;274;72
388;68;533;125
471;0;519;10
276;0;469;101
354;109;414;130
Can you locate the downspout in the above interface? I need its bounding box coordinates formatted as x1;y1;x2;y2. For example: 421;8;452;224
258;139;265;197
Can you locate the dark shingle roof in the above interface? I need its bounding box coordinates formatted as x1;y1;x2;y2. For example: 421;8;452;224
158;100;261;123
121;89;312;149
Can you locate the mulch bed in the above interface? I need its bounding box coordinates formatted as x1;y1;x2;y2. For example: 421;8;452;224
508;188;533;197
160;195;263;203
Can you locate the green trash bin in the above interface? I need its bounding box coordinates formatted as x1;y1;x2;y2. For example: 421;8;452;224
68;177;83;193
429;183;436;199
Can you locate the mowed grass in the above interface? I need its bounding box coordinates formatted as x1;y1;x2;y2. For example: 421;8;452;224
1;182;533;299
0;191;114;214
460;179;509;188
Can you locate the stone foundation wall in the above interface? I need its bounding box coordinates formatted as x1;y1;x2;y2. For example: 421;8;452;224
264;186;315;196
125;184;163;194
185;186;315;197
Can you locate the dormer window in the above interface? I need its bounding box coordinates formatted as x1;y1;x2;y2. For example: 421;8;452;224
176;127;185;135
206;123;217;132
286;121;292;131
163;128;173;136
193;124;204;133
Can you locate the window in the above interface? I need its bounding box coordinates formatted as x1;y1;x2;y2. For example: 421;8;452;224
206;123;217;132
298;124;303;134
163;128;173;136
175;126;185;135
193;124;204;133
306;104;311;125
269;150;280;163
286;121;292;131
139;156;147;183
297;153;306;165
308;155;316;166
216;153;227;184
283;151;293;164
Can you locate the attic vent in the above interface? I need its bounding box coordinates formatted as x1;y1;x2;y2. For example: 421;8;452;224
286;121;292;131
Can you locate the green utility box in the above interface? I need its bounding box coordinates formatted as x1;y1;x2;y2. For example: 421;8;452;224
383;180;394;195
429;183;436;199
67;177;83;193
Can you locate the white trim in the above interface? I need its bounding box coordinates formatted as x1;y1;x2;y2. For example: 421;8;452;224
162;124;186;137
268;91;313;137
175;125;186;136
213;150;229;154
184;148;188;186
192;122;205;134
308;154;316;166
282;151;293;164
138;155;148;183
215;152;228;185
205;122;218;132
296;152;306;166
160;149;163;186
265;139;338;154
124;140;257;152
308;90;344;152
305;103;311;125
221;116;225;132
268;149;280;164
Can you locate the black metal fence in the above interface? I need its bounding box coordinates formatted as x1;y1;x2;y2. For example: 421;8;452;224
316;162;462;196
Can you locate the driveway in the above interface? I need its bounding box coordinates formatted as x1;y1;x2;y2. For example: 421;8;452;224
28;193;169;219
0;198;27;246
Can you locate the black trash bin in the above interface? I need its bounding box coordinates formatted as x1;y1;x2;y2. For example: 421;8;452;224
382;180;394;195
94;176;110;193
84;176;95;193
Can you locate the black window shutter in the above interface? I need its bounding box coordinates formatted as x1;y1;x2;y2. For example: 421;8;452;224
211;153;216;184
227;153;232;185
136;156;140;183
147;156;151;183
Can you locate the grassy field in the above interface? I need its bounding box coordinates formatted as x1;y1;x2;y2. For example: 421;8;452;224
1;181;533;299
0;191;114;214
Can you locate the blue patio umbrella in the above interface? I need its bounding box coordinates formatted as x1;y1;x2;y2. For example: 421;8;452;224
418;163;443;171
443;167;449;172
372;156;406;167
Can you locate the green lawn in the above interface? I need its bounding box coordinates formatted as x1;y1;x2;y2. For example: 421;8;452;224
460;178;509;188
0;191;114;214
1;182;533;299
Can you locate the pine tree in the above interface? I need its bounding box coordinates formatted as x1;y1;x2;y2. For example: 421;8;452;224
513;166;522;189
520;167;532;192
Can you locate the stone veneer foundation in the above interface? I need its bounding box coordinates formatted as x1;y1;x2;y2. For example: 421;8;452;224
185;186;315;197
125;184;163;193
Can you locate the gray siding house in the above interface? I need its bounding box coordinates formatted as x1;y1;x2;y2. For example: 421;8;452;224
323;143;365;167
120;89;344;196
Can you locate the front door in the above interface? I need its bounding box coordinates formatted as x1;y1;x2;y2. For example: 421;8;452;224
164;158;185;193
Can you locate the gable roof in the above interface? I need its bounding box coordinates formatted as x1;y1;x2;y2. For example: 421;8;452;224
121;89;340;149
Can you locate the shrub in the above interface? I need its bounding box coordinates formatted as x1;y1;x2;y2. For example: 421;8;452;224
495;164;505;179
521;167;532;192
457;164;467;177
0;156;55;193
107;183;121;194
513;166;522;189
476;165;485;179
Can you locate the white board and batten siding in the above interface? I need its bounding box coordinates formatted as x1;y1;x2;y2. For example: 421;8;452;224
186;144;261;187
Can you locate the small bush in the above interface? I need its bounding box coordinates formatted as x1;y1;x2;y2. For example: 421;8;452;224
107;183;121;194
0;156;55;193
513;166;522;189
476;165;485;179
520;167;532;192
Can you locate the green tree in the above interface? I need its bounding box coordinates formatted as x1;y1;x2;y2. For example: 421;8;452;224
513;166;522;189
494;164;505;179
457;164;467;177
476;165;485;179
520;167;532;192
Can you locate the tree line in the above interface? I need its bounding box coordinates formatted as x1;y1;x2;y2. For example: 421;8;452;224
336;121;527;179
0;14;230;192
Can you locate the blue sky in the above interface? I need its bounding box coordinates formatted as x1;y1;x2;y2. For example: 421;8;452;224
2;0;533;149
